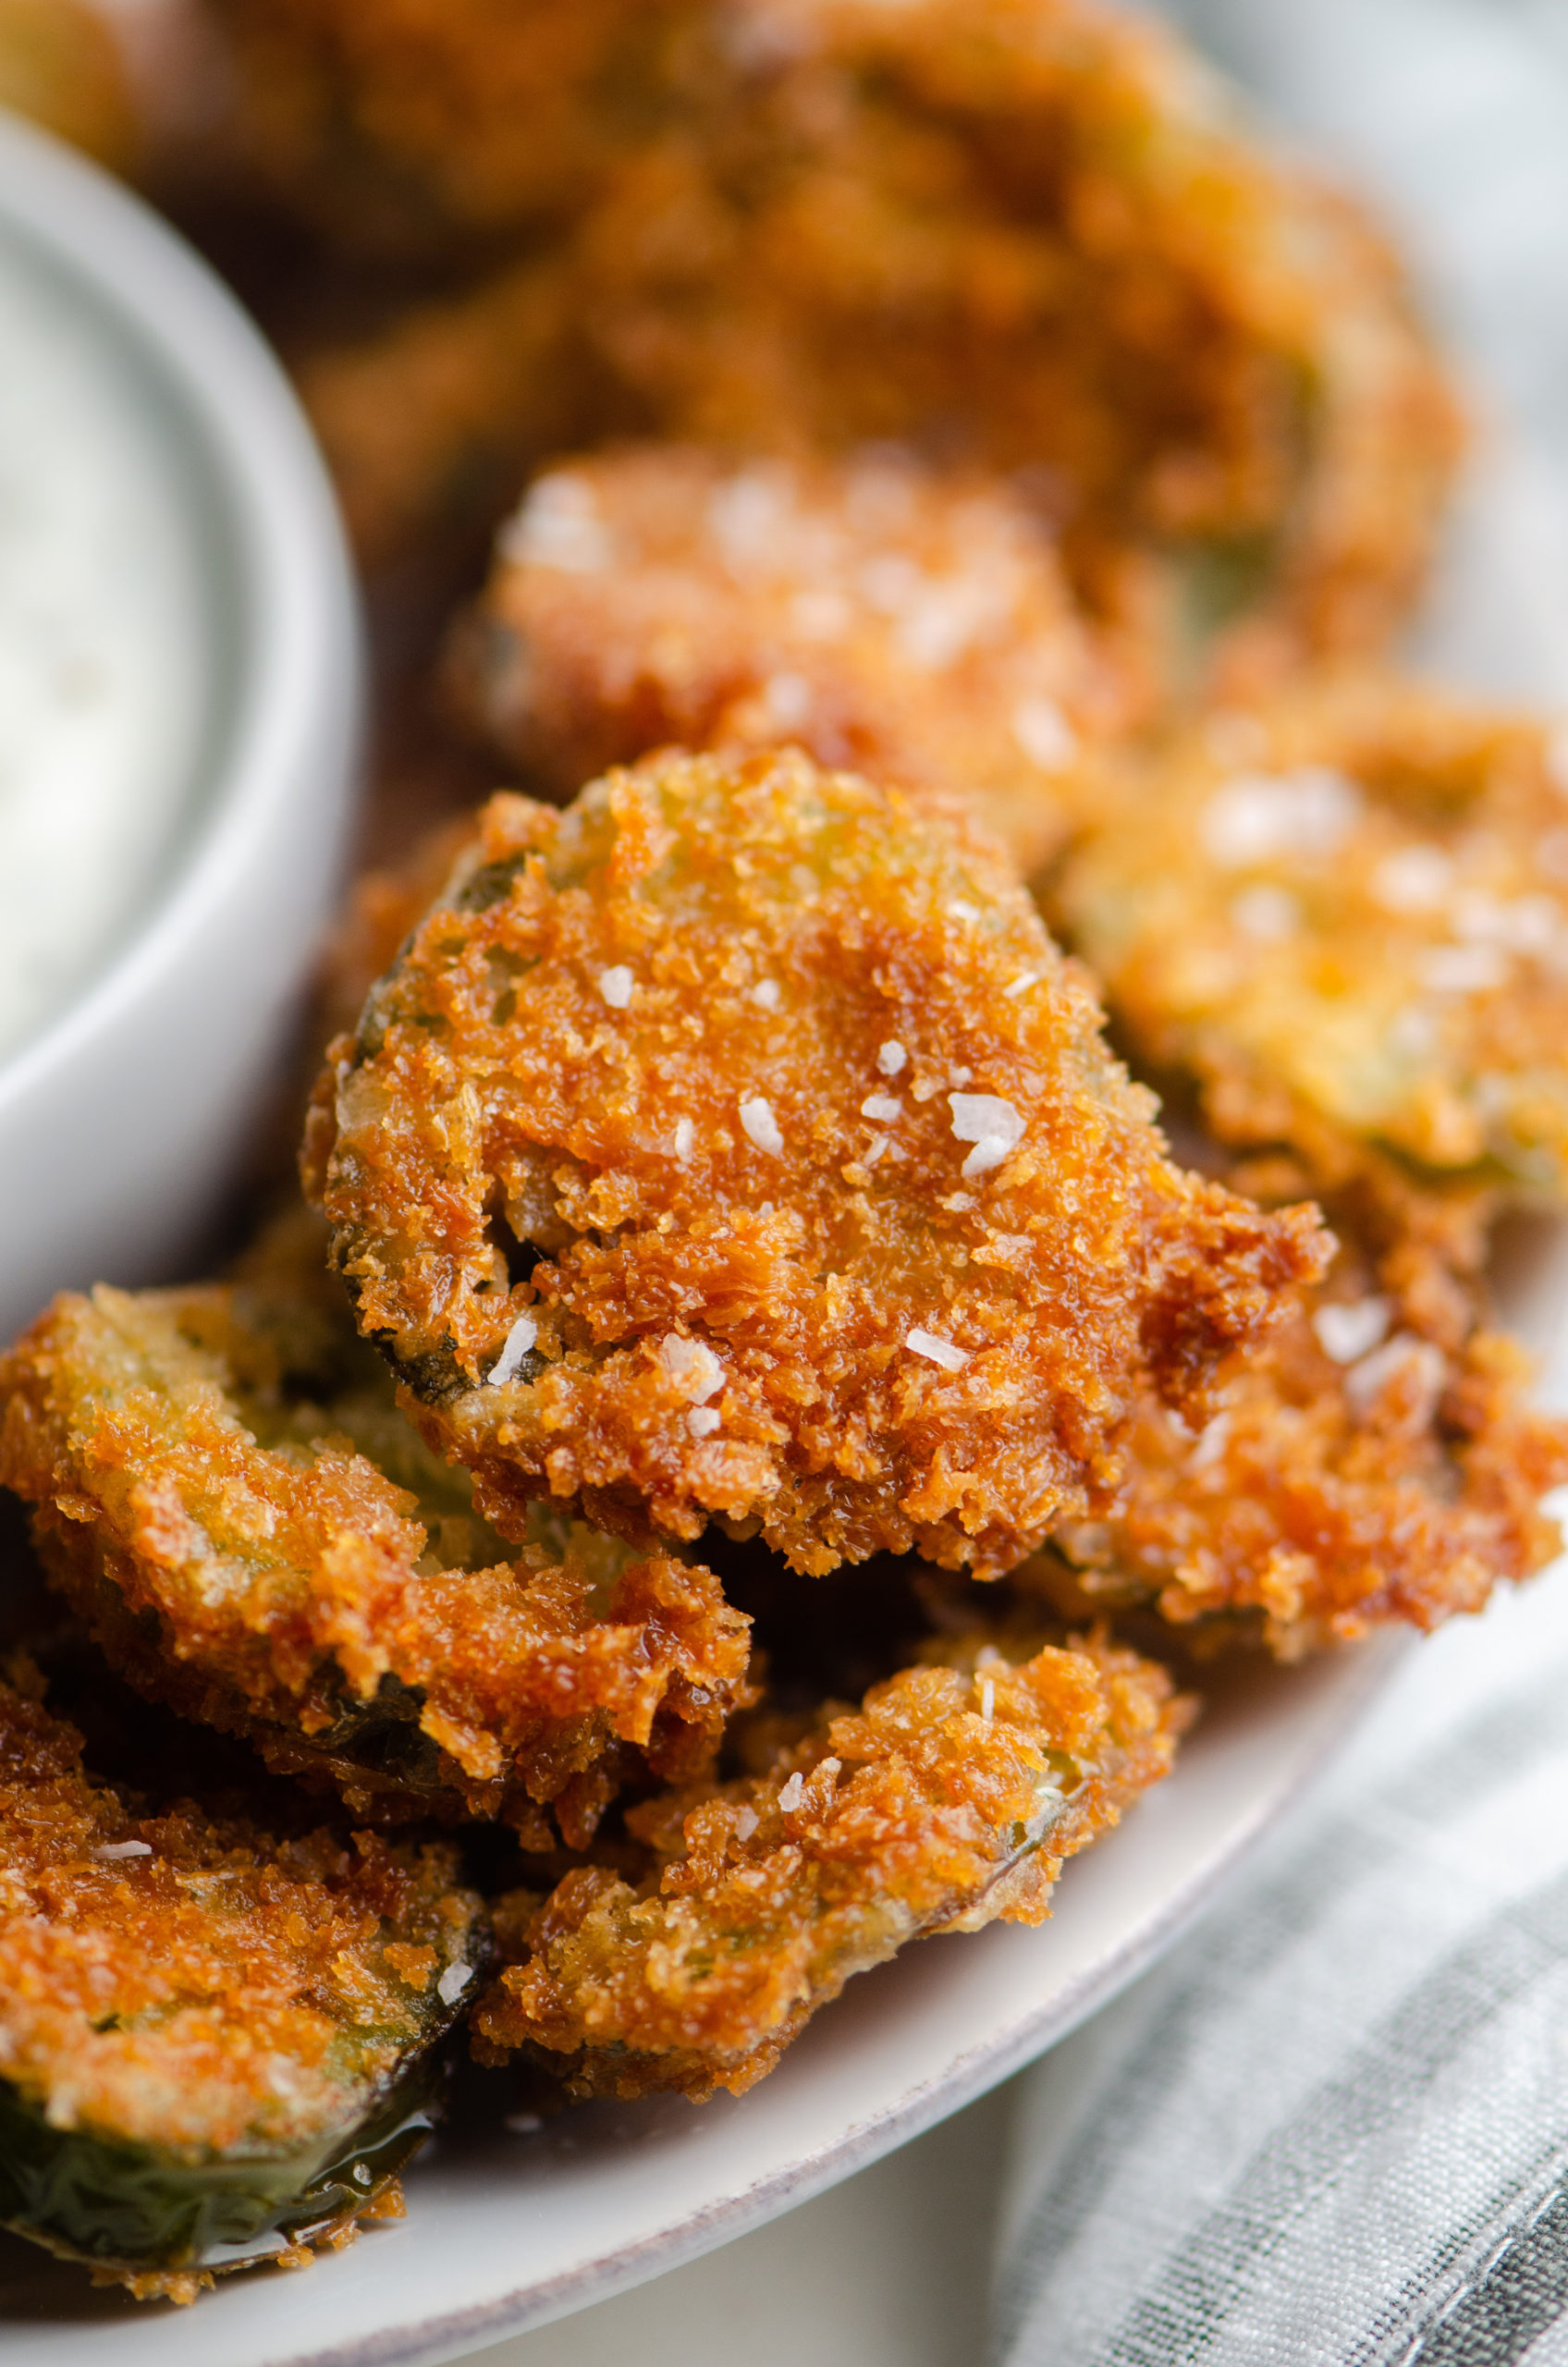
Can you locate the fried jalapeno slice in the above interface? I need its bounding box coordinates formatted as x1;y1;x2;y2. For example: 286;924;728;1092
449;445;1155;878
0;1269;751;1835
312;747;1325;1576
295;0;1459;662
0;1672;483;2300
1048;674;1568;1212
1041;1213;1568;1658
472;1629;1185;2099
208;0;698;257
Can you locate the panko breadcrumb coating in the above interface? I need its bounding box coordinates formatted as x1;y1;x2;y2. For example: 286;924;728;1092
1039;1204;1568;1658
312;748;1326;1576
0;1669;483;2300
0;1268;752;1837
296;0;1459;667
448;445;1155;877
206;0;697;256
1047;674;1568;1218
0;0;134;169
472;1626;1185;2098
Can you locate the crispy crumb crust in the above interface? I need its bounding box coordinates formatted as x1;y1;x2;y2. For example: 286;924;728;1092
293;0;1459;668
311;747;1326;1576
208;0;699;256
447;444;1158;877
1047;672;1568;1214
0;0;134;171
0;1275;752;1835
0;1672;482;2299
1039;1188;1568;1656
472;1627;1187;2098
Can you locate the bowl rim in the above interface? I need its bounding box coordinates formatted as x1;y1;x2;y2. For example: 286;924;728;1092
0;108;360;1110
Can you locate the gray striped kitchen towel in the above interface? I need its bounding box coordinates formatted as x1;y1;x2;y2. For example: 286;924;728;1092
992;1560;1568;2367
993;1565;1568;2365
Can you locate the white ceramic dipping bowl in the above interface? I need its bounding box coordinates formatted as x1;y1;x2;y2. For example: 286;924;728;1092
0;113;361;1344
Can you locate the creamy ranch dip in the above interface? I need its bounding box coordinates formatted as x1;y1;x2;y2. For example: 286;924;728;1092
0;221;217;1065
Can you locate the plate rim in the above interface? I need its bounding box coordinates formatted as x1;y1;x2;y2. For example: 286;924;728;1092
257;1631;1406;2367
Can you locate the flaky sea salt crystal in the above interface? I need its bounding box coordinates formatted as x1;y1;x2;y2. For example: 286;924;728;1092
777;1772;805;1813
1418;942;1509;994
487;1314;537;1386
499;472;612;573
752;977;781;1010
437;1963;472;2006
905;1328;970;1372
741;1094;785;1154
597;964;633;1009
1230;884;1299;941
1373;845;1452;913
762;671;814;730
1011;694;1076;770
949;1092;1025;1178
1312;1297;1391;1365
1202;766;1362;868
861;1093;901;1121
877;1039;908;1076
673;1116;694;1160
93;1840;152;1861
661;1333;725;1402
687;1405;721;1439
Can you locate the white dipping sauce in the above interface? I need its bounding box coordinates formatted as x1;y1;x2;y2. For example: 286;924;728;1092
0;224;214;1064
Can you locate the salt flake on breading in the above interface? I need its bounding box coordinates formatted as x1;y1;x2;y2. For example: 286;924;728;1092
661;1334;724;1403
1202;766;1362;868
488;1314;537;1385
740;1095;784;1154
1011;695;1076;770
949;1092;1025;1179
905;1329;970;1372
1313;1298;1391;1366
499;472;612;573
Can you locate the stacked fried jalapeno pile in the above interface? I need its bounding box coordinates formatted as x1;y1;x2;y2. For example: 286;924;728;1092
7;0;1568;2306
0;750;1285;2290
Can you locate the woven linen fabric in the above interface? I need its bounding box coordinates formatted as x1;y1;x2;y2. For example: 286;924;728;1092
991;1564;1568;2367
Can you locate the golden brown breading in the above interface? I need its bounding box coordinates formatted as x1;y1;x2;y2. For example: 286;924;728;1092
295;0;1460;664
0;0;134;169
0;1670;483;2300
312;747;1326;1576
472;1627;1186;2098
447;444;1156;877
1036;1188;1568;1658
1047;673;1568;1218
0;1269;752;1835
205;0;697;256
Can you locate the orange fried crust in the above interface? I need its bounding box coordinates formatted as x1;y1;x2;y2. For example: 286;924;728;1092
0;0;134;171
311;748;1327;1576
447;444;1157;877
472;1628;1186;2098
1047;672;1568;1212
0;1671;482;2298
1042;1203;1568;1657
296;0;1460;665
0;1276;752;1837
208;0;699;256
